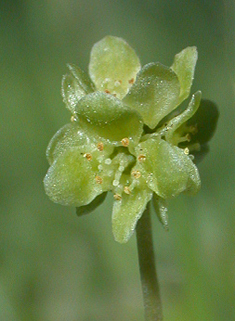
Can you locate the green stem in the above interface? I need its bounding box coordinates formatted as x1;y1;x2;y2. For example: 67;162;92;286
136;202;163;321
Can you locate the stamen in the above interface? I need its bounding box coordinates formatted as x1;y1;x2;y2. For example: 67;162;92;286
113;194;122;201
185;133;191;142
84;153;92;160
124;186;131;195
131;170;141;179
97;142;104;151
95;176;103;184
121;138;129;147
138;154;146;162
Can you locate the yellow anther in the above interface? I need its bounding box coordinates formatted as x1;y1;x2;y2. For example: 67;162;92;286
184;147;190;155
113;194;122;201
138;154;146;162
95;176;103;184
97;142;104;151
84;153;92;161
121;137;129;147
124;186;131;195
131;170;141;179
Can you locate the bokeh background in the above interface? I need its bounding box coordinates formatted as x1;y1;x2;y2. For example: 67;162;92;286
1;1;234;320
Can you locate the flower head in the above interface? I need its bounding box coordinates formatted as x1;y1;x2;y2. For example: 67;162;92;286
44;36;219;243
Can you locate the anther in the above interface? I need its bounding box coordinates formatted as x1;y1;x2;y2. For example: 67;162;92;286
95;176;103;184
97;142;104;151
138;154;146;162
104;89;111;94
128;78;134;84
124;186;131;195
113;194;122;201
84;153;92;160
131;170;141;179
121;137;129;147
184;147;190;155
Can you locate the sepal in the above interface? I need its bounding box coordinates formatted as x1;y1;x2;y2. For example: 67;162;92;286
135;136;201;198
76;192;107;216
123;62;180;129
89;36;141;99
46;123;90;165
112;187;152;243
62;64;95;113
171;47;198;104
75;92;143;149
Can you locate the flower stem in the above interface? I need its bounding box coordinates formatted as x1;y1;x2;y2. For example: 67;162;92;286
136;202;163;321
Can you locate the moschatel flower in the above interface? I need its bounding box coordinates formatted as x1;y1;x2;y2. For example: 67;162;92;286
44;36;218;243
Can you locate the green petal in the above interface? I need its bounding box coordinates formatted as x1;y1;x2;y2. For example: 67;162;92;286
89;36;141;99
112;187;152;243
75;92;143;148
136;136;201;199
152;194;169;230
123;63;180;129
76;192;107;216
46;123;91;165
171;47;198;104
44;147;109;207
165;91;202;143
62;64;95;113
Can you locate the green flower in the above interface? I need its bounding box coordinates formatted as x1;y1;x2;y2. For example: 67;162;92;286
44;36;218;243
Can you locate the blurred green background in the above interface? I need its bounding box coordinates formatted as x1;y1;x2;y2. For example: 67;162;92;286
1;1;234;320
